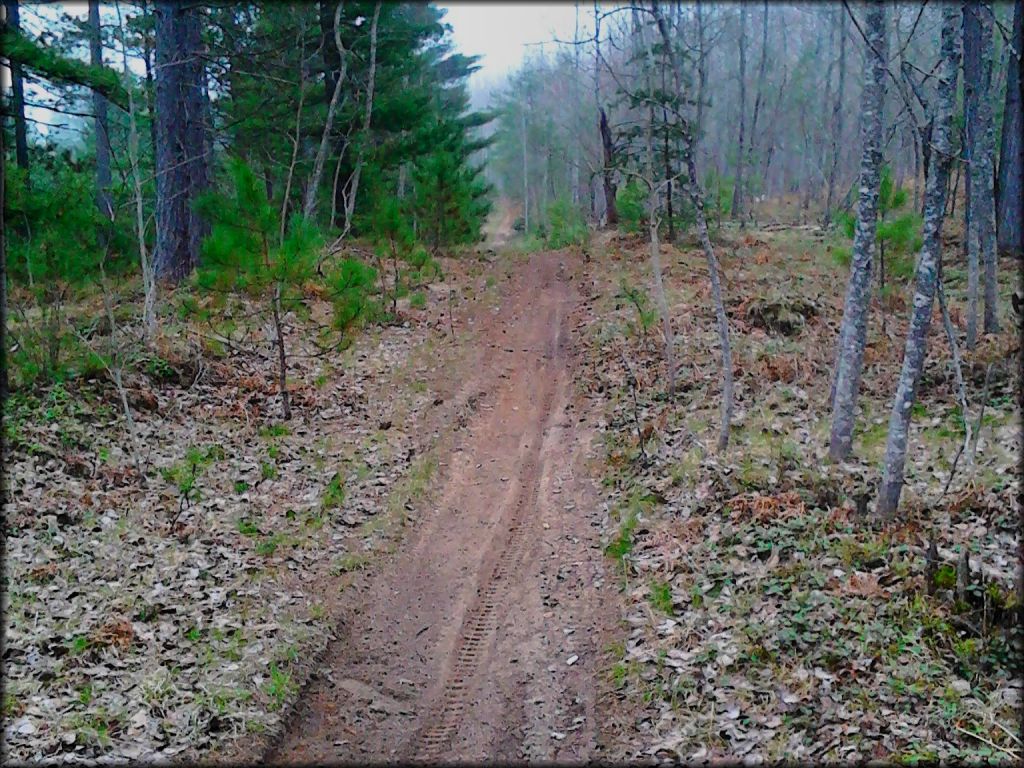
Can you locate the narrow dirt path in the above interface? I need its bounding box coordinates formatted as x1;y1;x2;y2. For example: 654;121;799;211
269;249;618;763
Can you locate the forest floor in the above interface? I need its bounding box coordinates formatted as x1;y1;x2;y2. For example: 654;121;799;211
3;210;1021;764
578;223;1021;763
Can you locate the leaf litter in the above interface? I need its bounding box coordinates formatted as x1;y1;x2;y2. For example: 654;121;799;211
2;255;487;763
572;227;1021;763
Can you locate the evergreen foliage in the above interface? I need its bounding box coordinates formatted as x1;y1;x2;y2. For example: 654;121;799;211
545;198;589;248
835;166;922;282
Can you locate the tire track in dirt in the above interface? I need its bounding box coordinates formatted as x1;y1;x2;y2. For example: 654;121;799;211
269;249;617;763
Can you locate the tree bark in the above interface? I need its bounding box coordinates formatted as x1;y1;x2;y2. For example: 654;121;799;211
88;0;112;222
731;3;747;221
305;1;347;222
341;1;380;237
964;3;981;347
828;2;887;462
521;107;530;232
154;1;209;282
996;0;1023;257
5;0;29;171
824;6;847;226
745;1;768;209
696;0;707;136
594;3;618;226
652;1;733;449
140;0;158;164
876;5;960;520
641;13;677;397
965;3;999;336
599;106;618;225
115;0;156;337
272;282;291;420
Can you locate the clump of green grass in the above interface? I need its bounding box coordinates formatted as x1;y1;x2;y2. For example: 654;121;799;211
648;579;674;615
265;663;294;709
322;472;346;510
606;510;638;561
259;424;290;439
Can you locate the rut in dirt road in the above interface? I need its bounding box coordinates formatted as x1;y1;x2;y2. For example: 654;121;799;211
269;251;617;763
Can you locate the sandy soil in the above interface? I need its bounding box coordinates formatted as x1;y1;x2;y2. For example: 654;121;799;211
267;246;619;763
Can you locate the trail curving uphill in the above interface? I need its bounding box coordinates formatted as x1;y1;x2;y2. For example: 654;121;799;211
269;249;617;763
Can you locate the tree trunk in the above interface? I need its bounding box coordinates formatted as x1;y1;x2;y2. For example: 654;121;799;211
599;107;618;225
824;6;847;226
521;107;530;232
140;0;158;164
996;0;1023;257
5;0;30;171
271;282;291;420
341;1;381;237
964;3;981;347
968;3;999;335
696;0;707;136
876;5;960;520
115;1;157;338
652;1;733;450
89;0;112;222
185;6;210;264
731;3;747;221
305;1;347;222
154;1;209;282
828;2;887;462
642;14;677;397
745;1;768;211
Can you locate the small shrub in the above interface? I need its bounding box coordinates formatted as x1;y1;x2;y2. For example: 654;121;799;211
616;181;648;235
545;198;589;248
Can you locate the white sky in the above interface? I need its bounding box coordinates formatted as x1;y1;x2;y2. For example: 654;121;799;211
440;3;587;101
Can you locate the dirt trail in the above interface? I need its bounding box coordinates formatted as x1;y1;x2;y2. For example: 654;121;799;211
270;248;617;763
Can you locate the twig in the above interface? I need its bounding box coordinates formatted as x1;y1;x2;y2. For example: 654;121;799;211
618;348;647;463
953;724;1019;760
991;718;1023;747
936;277;971;495
967;363;993;465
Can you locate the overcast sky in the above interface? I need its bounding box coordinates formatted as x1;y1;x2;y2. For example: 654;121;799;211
440;3;589;104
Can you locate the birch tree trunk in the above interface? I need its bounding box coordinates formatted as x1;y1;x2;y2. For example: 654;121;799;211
304;2;347;222
824;7;847;226
341;0;381;237
652;1;733;449
876;4;960;520
827;2;887;462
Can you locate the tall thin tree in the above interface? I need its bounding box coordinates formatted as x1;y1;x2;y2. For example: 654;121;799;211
828;2;887;462
731;3;748;221
876;4;961;519
996;0;1023;256
88;0;112;222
